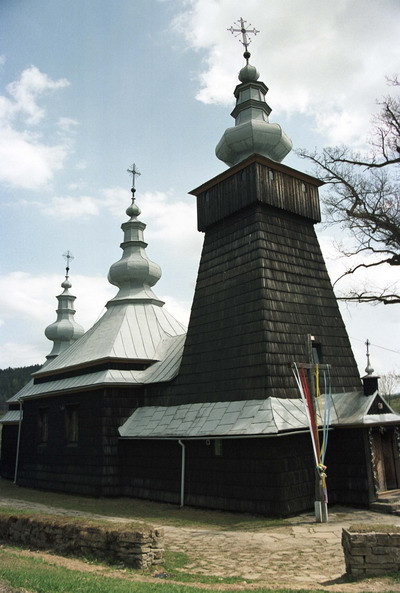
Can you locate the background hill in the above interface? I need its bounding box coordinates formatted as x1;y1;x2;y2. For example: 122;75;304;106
0;365;41;411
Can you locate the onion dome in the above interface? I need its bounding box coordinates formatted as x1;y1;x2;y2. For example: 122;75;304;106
216;21;292;166
107;173;163;307
45;261;85;360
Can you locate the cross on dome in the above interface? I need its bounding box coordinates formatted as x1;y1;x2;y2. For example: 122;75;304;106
62;250;74;277
228;17;259;62
127;162;141;192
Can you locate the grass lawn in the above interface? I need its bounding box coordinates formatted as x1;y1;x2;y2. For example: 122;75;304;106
0;546;341;593
0;478;281;531
1;479;400;593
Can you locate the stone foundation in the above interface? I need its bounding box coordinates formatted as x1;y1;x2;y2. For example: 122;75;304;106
0;514;164;569
342;525;400;577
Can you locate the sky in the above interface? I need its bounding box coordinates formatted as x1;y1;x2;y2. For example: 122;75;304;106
0;0;399;384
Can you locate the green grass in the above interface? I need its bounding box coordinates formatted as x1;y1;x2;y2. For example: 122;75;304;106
348;523;400;533
0;479;283;531
0;506;149;531
0;546;336;593
389;398;400;413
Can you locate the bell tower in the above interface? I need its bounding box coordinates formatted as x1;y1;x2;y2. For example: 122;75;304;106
168;20;361;404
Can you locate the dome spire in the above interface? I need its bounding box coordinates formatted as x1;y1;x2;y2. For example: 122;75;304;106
107;164;163;307
216;19;292;167
44;252;85;360
364;338;374;375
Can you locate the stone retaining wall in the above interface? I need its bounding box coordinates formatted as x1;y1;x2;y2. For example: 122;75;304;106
342;527;400;577
0;514;164;569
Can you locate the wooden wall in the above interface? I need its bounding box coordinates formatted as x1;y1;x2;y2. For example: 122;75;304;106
325;427;374;506
14;388;139;496
0;424;18;480
120;433;316;516
196;157;321;231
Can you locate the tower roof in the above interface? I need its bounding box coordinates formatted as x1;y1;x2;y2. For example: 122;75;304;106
44;254;84;360
34;170;186;382
216;19;292;167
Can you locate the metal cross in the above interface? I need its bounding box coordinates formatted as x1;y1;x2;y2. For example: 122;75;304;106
62;250;74;276
228;17;259;53
127;163;141;190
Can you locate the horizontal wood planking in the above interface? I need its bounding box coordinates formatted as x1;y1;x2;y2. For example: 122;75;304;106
195;159;321;231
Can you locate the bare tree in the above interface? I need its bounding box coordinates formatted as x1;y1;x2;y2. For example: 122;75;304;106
298;77;400;305
379;371;400;405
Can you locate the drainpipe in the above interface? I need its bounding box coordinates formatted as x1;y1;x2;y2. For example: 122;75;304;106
178;439;185;507
14;399;23;484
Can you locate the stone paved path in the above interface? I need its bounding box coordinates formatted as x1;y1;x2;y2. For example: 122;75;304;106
164;507;400;590
1;495;400;591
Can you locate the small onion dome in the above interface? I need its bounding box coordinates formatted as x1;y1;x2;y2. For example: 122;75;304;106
106;191;163;305
238;63;260;83
45;276;84;359
216;60;292;166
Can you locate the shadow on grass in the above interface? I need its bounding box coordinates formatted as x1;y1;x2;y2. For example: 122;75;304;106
0;478;285;531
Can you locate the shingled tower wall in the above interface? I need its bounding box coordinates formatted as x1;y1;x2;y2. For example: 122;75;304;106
166;154;362;404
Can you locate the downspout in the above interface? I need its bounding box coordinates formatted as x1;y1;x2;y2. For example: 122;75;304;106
14;399;23;484
178;439;185;507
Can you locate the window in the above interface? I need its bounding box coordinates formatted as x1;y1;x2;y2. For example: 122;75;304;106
38;408;49;444
65;404;79;444
312;342;323;364
214;439;223;457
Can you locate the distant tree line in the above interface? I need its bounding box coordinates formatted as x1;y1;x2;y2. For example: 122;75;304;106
0;365;41;410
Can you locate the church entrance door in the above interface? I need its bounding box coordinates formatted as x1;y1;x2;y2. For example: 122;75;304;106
372;427;400;492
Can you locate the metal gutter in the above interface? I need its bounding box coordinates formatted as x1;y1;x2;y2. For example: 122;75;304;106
13;399;23;484
178;440;186;507
118;428;327;441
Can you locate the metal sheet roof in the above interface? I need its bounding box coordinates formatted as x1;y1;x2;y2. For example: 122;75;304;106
119;391;400;439
0;410;21;424
10;334;185;401
34;302;185;378
119;397;317;439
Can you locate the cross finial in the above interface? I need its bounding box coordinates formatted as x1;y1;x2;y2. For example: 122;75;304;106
127;162;141;193
228;17;259;63
62;250;74;277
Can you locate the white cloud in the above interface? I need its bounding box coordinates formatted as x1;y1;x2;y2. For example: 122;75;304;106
0;269;189;368
319;231;400;298
318;231;400;376
31;186;203;259
39;195;100;219
139;190;203;256
175;0;400;147
159;294;191;326
0;341;46;368
0;125;68;189
6;65;69;125
57;117;79;133
0;271;113;367
0;65;71;190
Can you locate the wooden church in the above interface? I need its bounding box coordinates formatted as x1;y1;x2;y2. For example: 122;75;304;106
2;23;400;516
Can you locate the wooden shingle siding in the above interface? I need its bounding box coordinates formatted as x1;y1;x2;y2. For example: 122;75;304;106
15;388;140;496
326;428;373;506
120;433;316;516
163;162;360;406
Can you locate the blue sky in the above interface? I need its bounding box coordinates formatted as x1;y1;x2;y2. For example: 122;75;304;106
1;0;399;382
